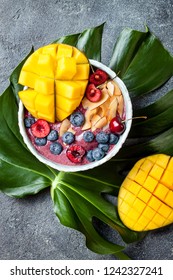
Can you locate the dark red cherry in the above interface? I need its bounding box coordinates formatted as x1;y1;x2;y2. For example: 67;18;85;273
89;69;108;86
109;116;125;135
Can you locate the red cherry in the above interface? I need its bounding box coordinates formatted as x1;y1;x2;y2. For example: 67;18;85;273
109;116;125;135
89;69;108;86
86;84;102;102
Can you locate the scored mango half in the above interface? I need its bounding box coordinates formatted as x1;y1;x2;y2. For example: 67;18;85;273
18;43;90;122
118;154;173;231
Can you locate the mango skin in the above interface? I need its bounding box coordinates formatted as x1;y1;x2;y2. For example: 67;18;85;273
18;43;89;122
118;154;173;231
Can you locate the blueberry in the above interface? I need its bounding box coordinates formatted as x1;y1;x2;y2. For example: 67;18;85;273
70;111;85;127
24;117;35;128
50;142;63;155
47;130;59;141
83;131;95;142
96;131;109;144
92;147;105;161
98;143;109;152
34;137;47;146
86;150;95;162
62;131;75;144
109;133;119;144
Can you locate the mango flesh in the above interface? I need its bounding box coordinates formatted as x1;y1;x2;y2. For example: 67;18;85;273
18;43;89;122
118;154;173;231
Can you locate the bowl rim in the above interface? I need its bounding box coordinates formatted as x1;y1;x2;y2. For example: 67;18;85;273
18;59;132;172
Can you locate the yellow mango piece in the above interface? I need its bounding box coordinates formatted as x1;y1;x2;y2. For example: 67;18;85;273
157;154;170;168
22;52;41;73
56;57;76;79
18;89;37;109
137;187;151;203
72;47;88;63
34;77;54;95
73;64;90;80
55;107;70;121
161;169;173;189
18;89;38;118
142;206;156;220
164;191;173;208
132;198;146;212
35;93;54;123
26;107;38;119
143;176;158;192
167;157;173;171
140;159;153;173
134;169;148;185
158;204;172;218
118;154;173;231
57;44;73;58
148;196;161;211
149;164;164;180
18;43;89;122
37;54;55;78
153;183;169;201
76;81;88;95
56;94;81;113
41;44;58;59
18;71;37;89
55;80;83;99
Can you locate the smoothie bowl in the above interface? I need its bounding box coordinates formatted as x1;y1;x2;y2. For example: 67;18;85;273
18;43;132;172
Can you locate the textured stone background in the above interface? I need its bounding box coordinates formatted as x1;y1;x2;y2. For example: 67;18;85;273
0;0;173;260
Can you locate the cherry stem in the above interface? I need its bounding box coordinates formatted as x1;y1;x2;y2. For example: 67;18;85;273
122;116;147;123
90;64;95;74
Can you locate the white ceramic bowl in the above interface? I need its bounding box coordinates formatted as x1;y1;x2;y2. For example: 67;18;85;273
18;59;132;172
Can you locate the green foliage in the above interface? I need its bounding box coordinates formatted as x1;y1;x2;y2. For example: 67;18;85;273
109;27;173;97
0;23;173;259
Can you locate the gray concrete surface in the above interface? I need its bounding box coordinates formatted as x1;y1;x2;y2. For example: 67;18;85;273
0;0;173;260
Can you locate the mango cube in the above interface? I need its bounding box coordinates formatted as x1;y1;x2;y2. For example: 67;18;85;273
57;44;73;58
22;53;41;73
18;43;89;122
18;71;37;89
56;57;76;80
37;54;55;78
154;183;169;201
18;89;37;109
56;95;81;113
72;47;88;63
34;77;54;95
161;170;173;189
73;64;90;80
55;80;83;99
41;44;58;59
55;107;70;121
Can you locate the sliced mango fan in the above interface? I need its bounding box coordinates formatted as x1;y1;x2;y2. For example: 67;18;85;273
0;23;173;260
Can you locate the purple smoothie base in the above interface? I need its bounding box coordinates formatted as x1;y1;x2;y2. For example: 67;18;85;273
24;105;116;166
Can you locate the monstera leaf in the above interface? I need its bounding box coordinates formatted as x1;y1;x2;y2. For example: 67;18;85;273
0;23;173;259
109;27;173;97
